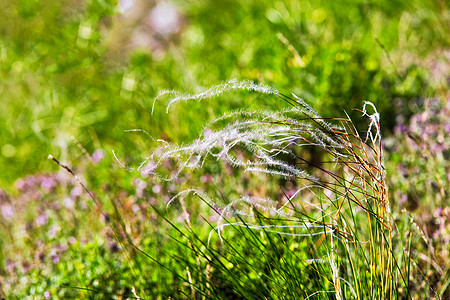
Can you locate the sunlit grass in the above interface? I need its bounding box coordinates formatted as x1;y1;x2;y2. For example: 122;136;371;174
134;81;404;298
1;0;449;298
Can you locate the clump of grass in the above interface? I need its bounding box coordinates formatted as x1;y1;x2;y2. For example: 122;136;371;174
140;79;409;299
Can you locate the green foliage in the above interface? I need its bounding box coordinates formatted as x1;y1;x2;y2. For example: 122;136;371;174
1;0;448;299
0;0;447;186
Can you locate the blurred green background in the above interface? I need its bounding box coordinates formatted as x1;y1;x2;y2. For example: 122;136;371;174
1;0;448;188
0;0;449;298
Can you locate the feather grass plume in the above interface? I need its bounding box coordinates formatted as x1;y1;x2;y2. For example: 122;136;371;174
139;80;406;299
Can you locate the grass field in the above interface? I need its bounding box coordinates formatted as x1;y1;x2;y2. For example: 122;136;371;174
0;0;449;298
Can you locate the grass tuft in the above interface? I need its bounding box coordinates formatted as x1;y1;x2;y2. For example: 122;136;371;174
141;80;409;299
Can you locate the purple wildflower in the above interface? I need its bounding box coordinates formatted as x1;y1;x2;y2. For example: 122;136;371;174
445;124;450;133
41;176;57;192
434;207;443;218
70;186;83;199
14;178;26;191
6;260;16;273
132;204;140;213
119;0;135;13
200;175;213;183
35;213;49;226
148;2;182;37
1;204;14;221
152;184;161;194
47;225;60;239
63;197;75;210
51;253;60;264
134;178;147;197
400;194;408;204
91;149;104;163
394;124;407;135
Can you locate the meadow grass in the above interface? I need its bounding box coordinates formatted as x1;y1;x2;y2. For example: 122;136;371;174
1;0;449;299
0;0;446;187
125;80;406;299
